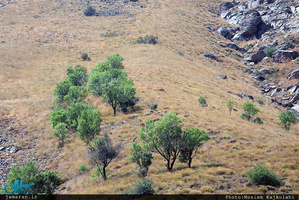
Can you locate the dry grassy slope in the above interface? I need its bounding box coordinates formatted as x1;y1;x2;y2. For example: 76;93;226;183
0;0;298;194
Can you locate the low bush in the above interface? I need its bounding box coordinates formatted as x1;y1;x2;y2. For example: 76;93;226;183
198;97;207;107
246;164;281;187
264;46;277;57
137;35;158;44
78;165;89;174
127;178;155;195
81;53;91;61
84;6;96;16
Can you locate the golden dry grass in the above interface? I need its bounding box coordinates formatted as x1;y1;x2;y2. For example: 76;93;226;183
0;0;298;194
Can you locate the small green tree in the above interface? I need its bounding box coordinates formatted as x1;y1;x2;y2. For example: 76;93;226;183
77;108;102;144
52;123;68;146
107;53;124;69
129;142;153;177
102;77;136;115
50;109;67;128
241;102;259;121
66;103;93;129
84;6;96;16
227;99;234;115
279;110;296;130
53;78;72;103
246;164;281;187
89;134;120;180
66;65;88;86
198;97;207;107
179;128;210;168
7;161;61;194
64;86;88;103
139;113;182;171
127;178;155;195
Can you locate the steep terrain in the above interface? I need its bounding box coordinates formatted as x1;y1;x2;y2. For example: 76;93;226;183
0;0;298;194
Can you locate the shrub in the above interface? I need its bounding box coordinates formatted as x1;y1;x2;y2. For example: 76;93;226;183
64;86;88;103
66;65;88;86
6;161;61;194
101;31;118;37
279;110;296;130
52;123;68;147
256;99;264;105
53;79;72;103
137;35;158;44
246;164;281;187
66;103;93;129
198;97;207;107
128;178;155;195
240;113;251;121
81;53;91;61
253;117;263;124
77;108;102;144
84;6;96;16
150;103;158;110
78;165;89;174
264;46;277;57
107;53;125;69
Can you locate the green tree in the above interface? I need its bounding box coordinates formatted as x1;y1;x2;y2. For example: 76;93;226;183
107;53;124;69
66;65;88;86
66;103;93;129
279;110;296;130
7;161;61;194
89;134;120;180
53;78;72;103
52;123;68;146
241;102;259;121
102;77;136;115
179;128;210;168
92;61;112;74
50;109;67;128
139;113;182;171
77;108;102;144
129;142;153;177
64;86;88;103
88;69;127;96
227;99;234;115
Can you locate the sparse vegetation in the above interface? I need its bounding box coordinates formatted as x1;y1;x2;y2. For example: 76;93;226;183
126;178;155;195
81;53;91;61
78;165;89;174
64;86;88;103
150;103;158;110
256;99;264;105
198;97;207;107
52;123;68;147
279;110;297;130
246;164;281;187
264;46;277;57
240;102;260;122
84;6;96;16
101;31;118;38
66;65;88;87
89;134;120;181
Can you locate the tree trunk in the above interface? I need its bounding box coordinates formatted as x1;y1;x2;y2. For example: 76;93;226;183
103;166;107;181
113;106;116;115
167;159;172;171
188;158;192;168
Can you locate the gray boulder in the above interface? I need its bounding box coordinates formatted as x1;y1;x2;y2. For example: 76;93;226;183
216;74;227;79
226;43;247;52
291;91;299;103
272;50;299;62
202;53;218;60
220;2;234;11
244;50;266;63
258;68;276;75
239;12;262;38
218;27;233;40
288;68;299;79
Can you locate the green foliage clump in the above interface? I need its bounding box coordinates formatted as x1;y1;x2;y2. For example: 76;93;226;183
89;134;120;180
137;35;158;44
66;65;88;87
53;79;72;103
66;103;93;129
139;113;182;171
129;142;153;177
246;164;281;187
64;86;88;103
78;165;89;174
179;128;210;168
264;46;277;57
50;109;67;128
227;99;234;115
81;53;91;61
7;161;61;194
52;123;68;147
107;53;125;69
84;6;96;16
241;102;259;122
253;117;263;124
77;108;102;144
279;110;296;130
256;99;264;105
198;97;207;107
128;178;155;195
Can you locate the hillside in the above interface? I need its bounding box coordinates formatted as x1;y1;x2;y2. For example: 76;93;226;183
0;0;298;194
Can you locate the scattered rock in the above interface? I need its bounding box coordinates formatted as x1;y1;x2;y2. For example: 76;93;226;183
282;102;293;108
258;68;276;75
288;67;299;79
220;2;234;11
244;50;266;63
201;52;218;60
155;88;165;92
267;185;276;191
291;91;299;103
272;50;299;63
216;74;227;79
218;27;233;40
229;139;237;143
131;114;139;118
226;43;247;52
289;85;298;95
